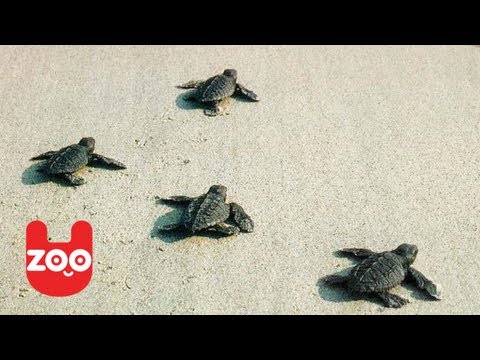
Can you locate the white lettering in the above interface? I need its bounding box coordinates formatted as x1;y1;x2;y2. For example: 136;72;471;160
26;249;46;271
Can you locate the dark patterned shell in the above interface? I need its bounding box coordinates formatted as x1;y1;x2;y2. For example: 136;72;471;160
197;74;236;102
347;252;407;293
183;193;230;232
45;144;89;174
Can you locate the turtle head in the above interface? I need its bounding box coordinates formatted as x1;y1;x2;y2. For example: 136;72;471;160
208;184;228;200
79;137;95;153
223;69;237;80
393;243;418;265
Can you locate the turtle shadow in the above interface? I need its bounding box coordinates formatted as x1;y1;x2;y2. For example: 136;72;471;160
318;254;389;308
317;251;360;303
175;92;257;115
316;276;389;307
152;200;238;243
316;268;357;304
21;162;73;187
175;92;204;111
151;211;186;243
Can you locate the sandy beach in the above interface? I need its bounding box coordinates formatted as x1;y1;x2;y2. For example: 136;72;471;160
1;45;479;314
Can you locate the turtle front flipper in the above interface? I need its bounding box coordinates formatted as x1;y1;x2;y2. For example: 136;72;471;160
177;80;205;89
62;173;86;186
377;292;409;308
407;267;442;300
338;248;377;259
207;223;240;236
90;154;127;169
157;195;195;204
229;202;254;233
30;151;57;161
235;83;259;102
204;98;233;117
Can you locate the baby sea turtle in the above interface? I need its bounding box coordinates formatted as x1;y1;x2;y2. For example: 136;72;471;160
157;184;254;236
324;244;441;308
30;137;126;186
177;69;259;116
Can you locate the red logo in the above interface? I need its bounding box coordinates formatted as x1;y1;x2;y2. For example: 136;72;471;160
26;220;93;297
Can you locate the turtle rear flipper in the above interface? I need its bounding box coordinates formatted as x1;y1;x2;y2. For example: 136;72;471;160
207;223;240;236
230;202;254;232
324;274;348;285
90;154;126;169
204;98;233;117
30;150;57;161
377;292;409;308
177;79;204;89
159;223;183;232
157;195;196;204
235;83;259;102
338;248;377;259
62;173;85;186
408;267;442;300
204;101;221;117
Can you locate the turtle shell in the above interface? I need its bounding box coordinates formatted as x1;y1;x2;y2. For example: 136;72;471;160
197;74;236;102
183;192;230;232
347;252;407;293
45;144;89;174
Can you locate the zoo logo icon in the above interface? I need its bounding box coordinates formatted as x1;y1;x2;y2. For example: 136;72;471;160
26;220;93;297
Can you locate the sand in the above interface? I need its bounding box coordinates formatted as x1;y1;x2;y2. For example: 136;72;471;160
1;45;479;314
